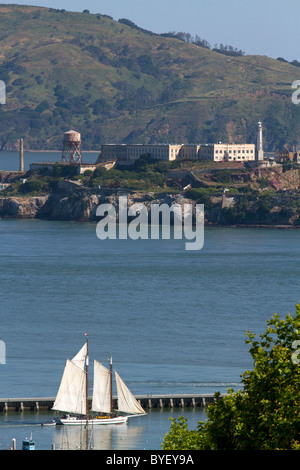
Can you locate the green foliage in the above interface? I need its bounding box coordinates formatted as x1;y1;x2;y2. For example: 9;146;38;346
18;179;47;195
161;416;209;450
50;164;79;179
87;158;176;191
0;5;299;150
212;44;245;56
162;304;300;450
212;170;233;183
185;187;222;199
118;18;154;36
185;187;219;212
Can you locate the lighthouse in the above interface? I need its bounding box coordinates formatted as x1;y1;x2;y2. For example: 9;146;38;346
256;121;264;161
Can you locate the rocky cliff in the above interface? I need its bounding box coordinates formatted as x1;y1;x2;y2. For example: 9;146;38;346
1;188;300;227
0;195;50;218
0;191;198;222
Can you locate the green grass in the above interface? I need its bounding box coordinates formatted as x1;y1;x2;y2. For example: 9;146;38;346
0;4;300;151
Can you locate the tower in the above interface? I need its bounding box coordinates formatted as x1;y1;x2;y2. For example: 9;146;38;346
19;138;24;171
62;130;82;164
256;121;264;161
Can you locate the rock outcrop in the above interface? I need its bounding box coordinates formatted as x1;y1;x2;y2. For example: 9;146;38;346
1;184;300;227
0;191;198;222
0;195;50;218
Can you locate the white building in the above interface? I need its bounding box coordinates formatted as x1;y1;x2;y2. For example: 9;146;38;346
100;142;256;163
101;144;182;162
178;144;201;160
198;143;256;162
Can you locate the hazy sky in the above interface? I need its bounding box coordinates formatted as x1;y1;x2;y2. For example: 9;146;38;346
3;0;300;61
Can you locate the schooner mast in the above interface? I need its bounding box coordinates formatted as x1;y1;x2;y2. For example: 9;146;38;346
84;333;89;450
52;337;146;428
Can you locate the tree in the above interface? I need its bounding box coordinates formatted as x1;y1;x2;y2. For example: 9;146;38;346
18;179;47;195
161;416;210;450
162;304;300;450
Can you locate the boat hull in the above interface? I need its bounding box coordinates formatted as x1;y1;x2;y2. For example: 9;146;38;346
54;415;128;426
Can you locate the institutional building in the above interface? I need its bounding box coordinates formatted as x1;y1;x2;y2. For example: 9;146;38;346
275;149;300;163
99;122;267;164
100;143;256;163
198;143;256;162
101;144;183;163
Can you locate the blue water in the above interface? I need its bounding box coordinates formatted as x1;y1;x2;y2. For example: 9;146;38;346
1;171;300;448
1;221;261;398
0;150;99;171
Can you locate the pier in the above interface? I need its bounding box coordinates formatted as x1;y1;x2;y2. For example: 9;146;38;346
0;394;224;412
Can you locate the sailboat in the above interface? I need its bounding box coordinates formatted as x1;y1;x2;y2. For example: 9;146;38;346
52;336;146;426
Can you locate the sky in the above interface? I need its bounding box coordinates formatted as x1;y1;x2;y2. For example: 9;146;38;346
2;0;300;61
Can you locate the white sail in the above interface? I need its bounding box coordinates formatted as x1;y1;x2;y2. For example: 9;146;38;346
115;371;146;415
52;359;87;415
71;342;88;371
91;360;111;413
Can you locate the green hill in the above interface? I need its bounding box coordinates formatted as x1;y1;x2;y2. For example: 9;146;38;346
0;4;300;151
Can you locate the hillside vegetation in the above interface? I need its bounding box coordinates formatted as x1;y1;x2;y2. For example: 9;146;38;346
0;5;300;151
2;158;300;226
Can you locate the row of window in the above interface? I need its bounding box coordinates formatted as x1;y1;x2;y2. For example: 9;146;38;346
215;149;254;154
214;156;254;161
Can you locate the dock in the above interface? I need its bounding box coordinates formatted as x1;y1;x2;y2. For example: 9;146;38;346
0;394;225;412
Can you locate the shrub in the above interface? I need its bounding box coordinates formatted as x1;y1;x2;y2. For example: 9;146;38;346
18;180;44;194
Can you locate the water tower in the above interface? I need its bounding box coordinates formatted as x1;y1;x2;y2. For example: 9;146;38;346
62;130;82;164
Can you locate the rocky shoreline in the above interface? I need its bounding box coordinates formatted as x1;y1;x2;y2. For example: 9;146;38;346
0;192;199;222
1;189;300;228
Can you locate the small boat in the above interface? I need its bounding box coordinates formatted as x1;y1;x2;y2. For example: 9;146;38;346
52;335;146;426
22;433;35;450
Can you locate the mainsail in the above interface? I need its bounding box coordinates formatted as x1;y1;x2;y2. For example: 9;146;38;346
52;359;87;415
52;344;88;415
115;371;146;415
91;360;111;413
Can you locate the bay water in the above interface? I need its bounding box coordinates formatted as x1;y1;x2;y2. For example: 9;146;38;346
0;150;99;171
1;151;300;449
